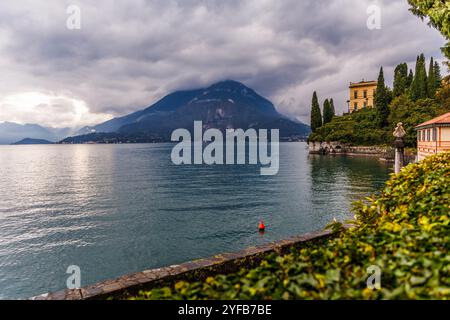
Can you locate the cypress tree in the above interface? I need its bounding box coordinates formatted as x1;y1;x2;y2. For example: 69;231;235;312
427;57;436;97
407;69;414;88
421;54;429;98
393;63;408;97
411;54;428;100
310;91;322;132
323;99;333;124
375;67;389;128
434;61;442;89
330;98;336;117
410;56;419;99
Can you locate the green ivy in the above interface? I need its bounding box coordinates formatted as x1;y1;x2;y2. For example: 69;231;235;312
131;153;450;300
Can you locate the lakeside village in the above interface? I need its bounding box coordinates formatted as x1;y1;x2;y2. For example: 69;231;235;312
307;53;450;163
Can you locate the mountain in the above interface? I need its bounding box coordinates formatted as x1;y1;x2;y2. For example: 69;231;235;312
62;80;310;143
12;138;53;145
74;88;205;136
0;122;72;145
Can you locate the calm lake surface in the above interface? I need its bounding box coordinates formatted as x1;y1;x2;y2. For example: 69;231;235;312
0;143;391;299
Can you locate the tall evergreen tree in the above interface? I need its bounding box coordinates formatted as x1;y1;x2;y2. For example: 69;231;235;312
411;54;428;100
427;57;436;97
310;91;322;132
434;61;442;89
330;98;336;117
393;63;408;97
375;67;389;128
323;99;333;124
420;54;429;96
407;69;414;88
410;55;419;98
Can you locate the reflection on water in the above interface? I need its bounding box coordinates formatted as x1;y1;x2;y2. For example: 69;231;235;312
309;154;391;225
0;143;390;298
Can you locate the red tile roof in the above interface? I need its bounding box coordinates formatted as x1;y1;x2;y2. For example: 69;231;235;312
416;112;450;128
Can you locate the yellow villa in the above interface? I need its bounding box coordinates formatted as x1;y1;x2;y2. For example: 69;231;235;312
348;80;377;113
416;112;450;161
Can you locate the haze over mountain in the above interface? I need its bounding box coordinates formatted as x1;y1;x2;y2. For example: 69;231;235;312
0;122;72;145
63;80;310;143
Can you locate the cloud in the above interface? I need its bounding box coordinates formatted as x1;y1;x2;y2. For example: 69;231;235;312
0;92;112;128
0;0;446;127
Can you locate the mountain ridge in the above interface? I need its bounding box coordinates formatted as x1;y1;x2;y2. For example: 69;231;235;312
62;80;310;143
0;122;72;145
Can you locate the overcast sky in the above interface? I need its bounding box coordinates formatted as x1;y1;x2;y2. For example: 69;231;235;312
0;0;447;128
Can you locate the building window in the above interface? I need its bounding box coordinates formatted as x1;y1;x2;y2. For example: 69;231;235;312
432;128;437;141
364;101;367;108
354;102;358;110
417;131;421;141
427;129;430;141
422;130;425;141
363;90;367;99
354;90;358;99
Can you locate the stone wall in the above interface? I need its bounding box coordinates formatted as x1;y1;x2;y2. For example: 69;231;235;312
308;141;389;156
30;229;335;300
345;145;390;156
309;142;417;166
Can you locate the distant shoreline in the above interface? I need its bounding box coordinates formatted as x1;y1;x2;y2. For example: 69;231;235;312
2;139;309;146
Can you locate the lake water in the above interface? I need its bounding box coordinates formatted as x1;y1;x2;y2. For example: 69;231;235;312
0;143;391;299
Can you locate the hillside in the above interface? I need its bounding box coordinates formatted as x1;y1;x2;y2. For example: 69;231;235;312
63;80;310;143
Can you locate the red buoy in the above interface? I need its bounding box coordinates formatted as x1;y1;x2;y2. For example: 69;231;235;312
259;221;266;232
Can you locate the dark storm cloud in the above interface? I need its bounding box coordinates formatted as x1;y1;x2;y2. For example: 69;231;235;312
0;0;446;127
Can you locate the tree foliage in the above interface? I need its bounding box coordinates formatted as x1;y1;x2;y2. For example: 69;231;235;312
310;91;323;132
388;95;443;146
375;67;390;127
393;63;409;97
434;61;442;88
436;76;450;111
323;98;334;125
411;54;428;101
407;69;414;88
309;94;447;147
309;108;387;145
330;98;336;117
427;57;436;97
408;0;450;65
